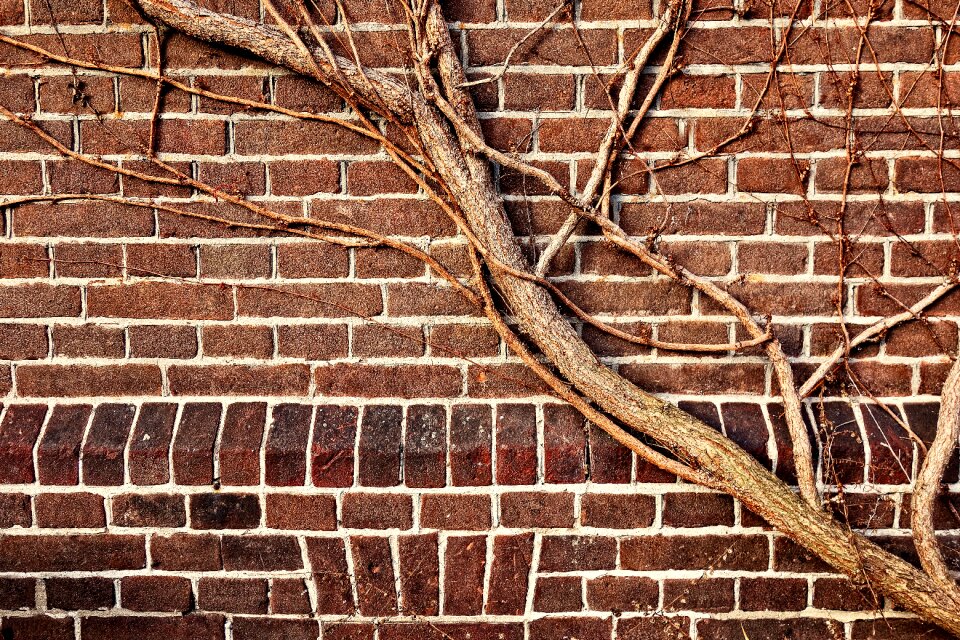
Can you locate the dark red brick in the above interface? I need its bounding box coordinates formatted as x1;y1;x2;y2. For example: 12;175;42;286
358;405;402;487
45;577;113;611
450;404;492;486
0;404;47;484
501;491;575;528
190;493;261;529
311;405;358;487
82;404;135;486
0;493;31;528
495;403;537;485
36;404;91;485
35;492;105;528
0;535;145;571
266;494;337;530
404;404;447;488
485;533;534;615
112;493;185;528
534;575;582;612
173;402;222;486
443;535;487;615
265;403;312;486
81;615;226;640
198;577;269;614
420;494;491;530
351;536;398;616
540;535;617;572
151;534;222;571
306;537;355;614
622;535;769;571
222;535;302;571
398;533;440;616
342;492;412;529
218;402;267;486
128;403;178;486
121;575;192;612
586;576;658;612
581;493;655;529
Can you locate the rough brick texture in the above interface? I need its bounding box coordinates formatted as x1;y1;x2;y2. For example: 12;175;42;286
0;0;959;638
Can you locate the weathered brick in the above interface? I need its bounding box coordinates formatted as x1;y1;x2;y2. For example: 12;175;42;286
420;494;491;530
112;493;186;528
265;403;312;486
190;493;261;529
198;577;269;614
0;535;145;571
443;535;487;615
357;405;402;486
172;402;222;485
501;491;575;528
266;494;337;530
121;575;192;612
0;404;48;484
398;533;440;616
128;403;178;485
35;492;105;528
342;492;412;529
351;536;398;616
82;404;136;486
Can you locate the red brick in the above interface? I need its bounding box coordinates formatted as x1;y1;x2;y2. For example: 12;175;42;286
404;404;447;488
311;405;357;487
398;533;440;616
0;534;145;571
348;160;417;195
264;403;312;486
484;533;534;615
169;364;310;396
235;120;378;155
121;575;192;612
0;576;35;608
540;535;616;572
0;616;74;640
190;493;261;529
700;619;841;640
495;403;538;485
664;578;734;612
351;536;398;615
450;404;492;486
222;535;302;570
270;578;312;614
200;243;271;279
277;324;348;360
0;404;48;483
128;403;178;485
198;578;268;614
275;243;349;278
443;535;487;615
737;157;809;194
581;493;655;529
529;617;611;640
151;534;222;571
35;492;104;528
266;494;337;530
353;323;424;358
740;577;808;611
0;284;80;318
81;118;226;156
45;576;113;610
89;283;233;320
501;491;574;528
0;493;31;528
52;324;124;358
203;324;274;358
238;283;380;318
128;325;198;359
467;28;617;67
534;575;582;612
82;403;136;485
305;537;355;614
316;364;462;398
172;402;221;485
0;324;47;360
622;534;769;571
233;619;319;640
342;492;412;529
81;615;225;640
586;576;658;612
421;494;491;530
112;493;186;528
217;402;266;486
544;403;586;483
589;424;632;484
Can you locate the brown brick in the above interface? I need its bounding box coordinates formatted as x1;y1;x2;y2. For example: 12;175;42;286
450;404;492;486
351;536;398;616
581;493;655;529
35;492;105;528
312;405;358;487
443;535;486;615
622;534;769;571
128;403;177;485
534;576;582;612
172;402;222;485
404;404;447;488
151;534;222;571
198;578;269;614
0;493;31;528
128;325;198;359
501;491;574;528
306;537;355;614
485;533;534;615
169;364;311;396
540;535;617;572
222;535;302;571
52;324;124;358
586;576;658;612
420;494;491;530
112;493;186;528
664;578;734;612
342;492;412;529
121;576;192;612
266;494;337;530
81;615;226;640
0;535;145;572
529;617;612;640
495;404;538;485
315;364;462;398
83;404;137;485
190;493;261;529
398;533;440;616
203;324;274;358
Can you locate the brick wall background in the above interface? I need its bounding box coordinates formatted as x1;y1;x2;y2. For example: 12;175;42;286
1;0;960;637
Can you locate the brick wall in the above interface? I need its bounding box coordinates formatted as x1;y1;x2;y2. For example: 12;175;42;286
1;0;960;637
